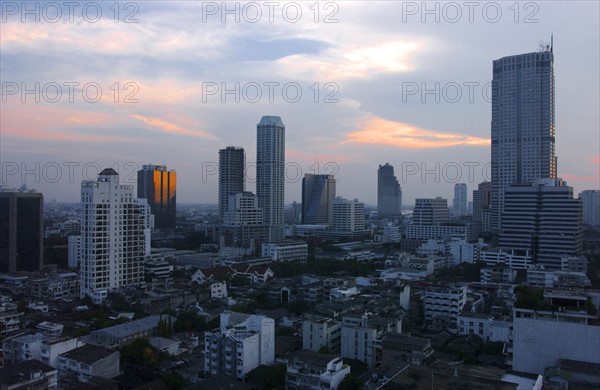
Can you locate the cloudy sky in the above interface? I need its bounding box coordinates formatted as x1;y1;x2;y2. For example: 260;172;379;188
1;1;598;205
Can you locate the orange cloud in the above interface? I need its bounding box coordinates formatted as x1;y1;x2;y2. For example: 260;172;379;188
561;174;599;182
590;157;600;164
1;104;125;142
129;114;216;139
343;117;490;149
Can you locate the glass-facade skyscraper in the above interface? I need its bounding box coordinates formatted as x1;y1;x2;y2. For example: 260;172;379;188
137;164;176;231
302;174;336;225
491;46;556;230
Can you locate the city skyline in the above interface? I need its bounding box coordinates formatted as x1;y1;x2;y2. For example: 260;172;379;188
1;2;598;206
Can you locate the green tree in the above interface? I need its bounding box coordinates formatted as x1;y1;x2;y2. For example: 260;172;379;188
339;373;363;390
318;345;330;354
120;338;160;366
265;364;286;390
161;371;186;390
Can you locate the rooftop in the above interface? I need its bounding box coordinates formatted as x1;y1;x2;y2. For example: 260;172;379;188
0;360;56;386
92;314;174;339
258;116;284;127
99;168;119;176
60;344;117;364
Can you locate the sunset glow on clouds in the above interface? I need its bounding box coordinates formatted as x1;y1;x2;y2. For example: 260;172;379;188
1;1;598;202
343;117;490;149
129;114;217;140
273;39;424;80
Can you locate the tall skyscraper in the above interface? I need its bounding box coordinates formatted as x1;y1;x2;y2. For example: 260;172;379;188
452;183;467;217
219;147;246;220
256;116;285;242
0;189;43;272
302;174;336;225
377;163;402;218
473;181;492;231
80;169;149;303
137;164;176;231
491;44;556;230
499;178;582;270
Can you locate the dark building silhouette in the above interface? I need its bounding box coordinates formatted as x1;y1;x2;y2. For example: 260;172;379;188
377;163;402;218
0;190;44;272
219;146;245;220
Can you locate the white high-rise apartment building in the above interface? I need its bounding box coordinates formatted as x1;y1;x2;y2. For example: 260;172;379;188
256;116;285;243
491;45;556;230
452;183;467;217
79;169;149;303
223;192;264;226
204;311;275;379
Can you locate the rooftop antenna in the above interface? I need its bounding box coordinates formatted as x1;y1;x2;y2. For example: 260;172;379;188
551;33;554;53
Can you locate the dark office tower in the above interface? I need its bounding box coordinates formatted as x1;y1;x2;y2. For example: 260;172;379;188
473;181;492;231
0;190;44;273
499;178;582;270
219;147;246;220
302;174;336;225
377;163;402;218
257;116;285;243
137;164;176;231
491;43;556;231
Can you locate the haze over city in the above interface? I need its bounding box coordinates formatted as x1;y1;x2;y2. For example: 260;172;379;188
1;1;598;205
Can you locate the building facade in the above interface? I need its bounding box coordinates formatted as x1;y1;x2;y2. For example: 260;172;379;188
331;197;366;233
453;183;467;217
380;333;434;367
491;46;556;231
302;174;336;225
0;190;44;273
204;312;275;379
340;313;401;367
423;285;467;321
257;116;285;243
285;351;350;390
377;163;402;218
473;181;492;231
219;147;246;220
137;164;176;231
58;344;120;382
261;241;308;262
80;169;149;303
511;301;600;374
579;190;600;226
412;197;449;225
302;315;342;352
499;178;583;269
